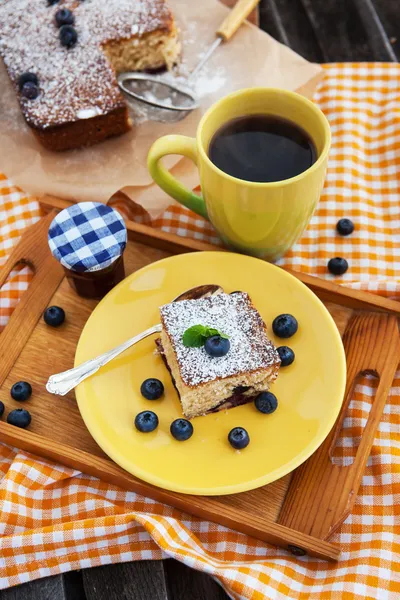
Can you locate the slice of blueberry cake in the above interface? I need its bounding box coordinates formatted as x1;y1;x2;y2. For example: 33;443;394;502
157;292;281;419
0;0;180;151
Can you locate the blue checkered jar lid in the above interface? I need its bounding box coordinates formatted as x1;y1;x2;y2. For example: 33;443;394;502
48;202;127;273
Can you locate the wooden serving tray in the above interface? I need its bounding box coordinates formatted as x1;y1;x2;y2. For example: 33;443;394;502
1;196;400;563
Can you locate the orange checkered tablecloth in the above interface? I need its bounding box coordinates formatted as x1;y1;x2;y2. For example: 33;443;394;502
1;64;399;599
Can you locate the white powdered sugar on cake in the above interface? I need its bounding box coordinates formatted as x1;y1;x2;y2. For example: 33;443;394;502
160;292;280;387
0;0;174;128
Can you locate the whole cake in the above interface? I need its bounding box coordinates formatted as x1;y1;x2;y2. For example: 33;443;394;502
157;292;281;419
0;0;180;151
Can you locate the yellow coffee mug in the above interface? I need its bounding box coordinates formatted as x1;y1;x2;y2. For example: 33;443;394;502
148;88;331;261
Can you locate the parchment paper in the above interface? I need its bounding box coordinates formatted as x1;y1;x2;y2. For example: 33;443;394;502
0;0;323;218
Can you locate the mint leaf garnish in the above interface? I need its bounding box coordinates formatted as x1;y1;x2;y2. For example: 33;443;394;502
204;327;220;338
182;325;229;348
182;325;208;347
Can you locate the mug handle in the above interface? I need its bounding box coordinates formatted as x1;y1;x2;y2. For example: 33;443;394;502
147;135;209;220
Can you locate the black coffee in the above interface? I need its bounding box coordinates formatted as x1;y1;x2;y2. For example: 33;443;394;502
208;114;317;183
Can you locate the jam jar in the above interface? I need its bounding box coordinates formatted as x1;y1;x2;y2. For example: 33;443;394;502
48;202;127;299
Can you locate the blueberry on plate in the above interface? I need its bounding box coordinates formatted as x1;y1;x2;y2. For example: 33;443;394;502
7;409;31;428
255;391;278;414
336;218;354;236
0;401;4;418
140;378;164;400
59;25;78;48
204;335;230;358
55;8;75;27
277;346;295;367
21;82;39;100
44;306;65;327
11;381;32;402
272;314;298;338
228;427;250;450
134;411;158;433
18;72;38;90
47;0;60;5
170;418;193;441
328;257;349;276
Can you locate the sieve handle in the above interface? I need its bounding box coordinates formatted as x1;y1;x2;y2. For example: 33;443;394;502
217;0;260;41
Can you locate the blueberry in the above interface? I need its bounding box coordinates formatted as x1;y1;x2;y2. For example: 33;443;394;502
59;25;78;48
134;411;158;433
11;381;32;402
43;306;65;327
204;335;230;358
277;346;295;367
255;391;278;414
328;257;348;276
47;0;60;5
18;72;38;91
0;401;4;418
21;82;39;100
272;314;298;338
336;218;354;236
55;8;75;27
228;427;250;450
140;378;164;400
170;418;193;441
7;409;31;428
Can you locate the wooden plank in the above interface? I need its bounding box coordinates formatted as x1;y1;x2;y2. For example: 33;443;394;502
164;559;229;600
258;0;288;45
371;0;400;59
352;0;397;61
0;576;66;600
62;571;86;600
83;562;168;600
260;0;324;62
296;0;396;61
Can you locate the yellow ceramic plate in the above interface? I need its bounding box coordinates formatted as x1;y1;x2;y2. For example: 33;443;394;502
75;252;346;495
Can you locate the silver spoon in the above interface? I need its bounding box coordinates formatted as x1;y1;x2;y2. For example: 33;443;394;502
46;284;223;396
117;0;260;118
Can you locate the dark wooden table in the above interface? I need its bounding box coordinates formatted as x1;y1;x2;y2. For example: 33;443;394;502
1;1;398;599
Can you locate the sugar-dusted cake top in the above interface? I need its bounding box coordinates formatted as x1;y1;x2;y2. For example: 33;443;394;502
0;0;173;128
160;292;280;387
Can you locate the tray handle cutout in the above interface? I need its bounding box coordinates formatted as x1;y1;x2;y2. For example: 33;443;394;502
330;371;379;467
0;255;35;290
0;261;35;328
0;212;64;388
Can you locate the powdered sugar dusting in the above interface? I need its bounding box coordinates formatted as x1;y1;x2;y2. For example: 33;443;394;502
159;65;227;102
160;292;280;387
0;0;173;128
